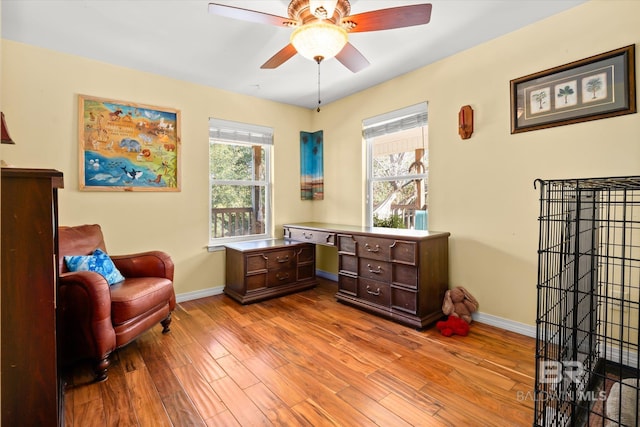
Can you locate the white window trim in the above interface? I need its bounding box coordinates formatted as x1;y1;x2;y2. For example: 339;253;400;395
208;118;273;249
364;103;428;227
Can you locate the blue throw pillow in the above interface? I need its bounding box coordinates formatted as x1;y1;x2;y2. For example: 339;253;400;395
64;248;125;285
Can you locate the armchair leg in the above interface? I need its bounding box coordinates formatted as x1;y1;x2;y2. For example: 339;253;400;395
161;313;172;334
94;355;110;383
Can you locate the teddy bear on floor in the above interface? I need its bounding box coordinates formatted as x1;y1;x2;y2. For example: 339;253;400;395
442;286;479;324
436;286;479;337
436;315;470;337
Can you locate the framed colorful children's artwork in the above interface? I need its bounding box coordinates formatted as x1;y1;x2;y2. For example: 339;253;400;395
78;95;181;191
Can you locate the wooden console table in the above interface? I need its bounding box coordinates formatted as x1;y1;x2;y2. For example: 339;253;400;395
224;239;317;304
283;222;450;329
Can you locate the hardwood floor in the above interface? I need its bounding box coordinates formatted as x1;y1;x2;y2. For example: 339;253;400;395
63;278;536;426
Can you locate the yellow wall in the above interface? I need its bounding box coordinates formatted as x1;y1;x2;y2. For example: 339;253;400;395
310;0;640;325
0;40;313;297
2;0;640;326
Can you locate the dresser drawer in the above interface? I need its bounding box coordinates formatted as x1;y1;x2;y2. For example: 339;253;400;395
245;253;268;274
358;258;392;282
267;268;296;287
286;227;335;246
339;254;357;275
355;236;392;261
390;240;418;265
297;263;315;281
337;234;356;254
265;248;296;270
358;278;391;308
391;286;417;314
338;273;357;296
246;273;267;291
296;244;315;264
392;263;418;289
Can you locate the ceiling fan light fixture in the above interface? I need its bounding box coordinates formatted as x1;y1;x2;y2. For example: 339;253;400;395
290;21;348;62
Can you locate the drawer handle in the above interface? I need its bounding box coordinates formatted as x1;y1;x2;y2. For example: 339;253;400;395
276;273;290;281
365;243;380;253
303;232;313;240
366;285;381;296
276;256;290;263
367;263;382;274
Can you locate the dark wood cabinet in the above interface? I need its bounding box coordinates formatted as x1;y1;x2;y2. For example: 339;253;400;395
284;222;450;329
1;168;64;426
224;239;317;304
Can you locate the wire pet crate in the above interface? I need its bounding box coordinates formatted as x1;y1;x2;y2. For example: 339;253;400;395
535;176;640;427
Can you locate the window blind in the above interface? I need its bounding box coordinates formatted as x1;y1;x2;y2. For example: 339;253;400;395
362;102;428;139
209;118;273;145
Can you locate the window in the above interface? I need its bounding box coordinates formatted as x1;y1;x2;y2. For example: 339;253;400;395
209;119;273;245
364;103;428;230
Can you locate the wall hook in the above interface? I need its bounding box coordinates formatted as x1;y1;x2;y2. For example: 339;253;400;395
458;105;474;139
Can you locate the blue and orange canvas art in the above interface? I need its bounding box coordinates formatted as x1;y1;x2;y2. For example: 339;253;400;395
300;130;324;200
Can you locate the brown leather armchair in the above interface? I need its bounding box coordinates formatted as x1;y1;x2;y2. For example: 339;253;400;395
57;224;176;382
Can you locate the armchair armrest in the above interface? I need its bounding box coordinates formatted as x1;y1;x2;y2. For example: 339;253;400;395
59;271;112;316
111;250;174;281
58;271;116;362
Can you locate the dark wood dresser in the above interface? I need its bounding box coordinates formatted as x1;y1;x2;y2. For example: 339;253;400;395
1;168;64;426
224;239;317;303
284;222;450;329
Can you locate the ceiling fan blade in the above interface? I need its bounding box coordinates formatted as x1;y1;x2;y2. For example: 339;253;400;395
343;4;432;33
261;44;298;69
208;3;294;27
335;42;370;73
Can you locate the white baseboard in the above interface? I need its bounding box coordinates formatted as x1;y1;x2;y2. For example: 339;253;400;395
317;269;535;337
176;270;338;303
473;312;536;338
176;285;224;303
316;269;338;282
174;275;537;339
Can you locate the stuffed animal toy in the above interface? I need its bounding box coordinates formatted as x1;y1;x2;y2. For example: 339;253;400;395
442;286;479;324
436;315;470;337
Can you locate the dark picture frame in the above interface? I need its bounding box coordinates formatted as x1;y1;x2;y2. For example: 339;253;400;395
510;45;636;134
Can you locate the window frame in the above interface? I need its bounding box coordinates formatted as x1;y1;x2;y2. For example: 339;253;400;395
364;103;428;228
208;119;273;248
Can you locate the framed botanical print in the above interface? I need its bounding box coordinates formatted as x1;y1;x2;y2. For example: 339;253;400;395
510;45;636;133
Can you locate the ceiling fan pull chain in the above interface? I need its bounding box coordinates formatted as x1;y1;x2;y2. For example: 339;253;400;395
316;56;322;112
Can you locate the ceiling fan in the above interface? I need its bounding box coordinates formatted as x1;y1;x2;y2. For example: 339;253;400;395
208;0;432;73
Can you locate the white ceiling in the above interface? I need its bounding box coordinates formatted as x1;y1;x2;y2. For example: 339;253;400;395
2;0;587;110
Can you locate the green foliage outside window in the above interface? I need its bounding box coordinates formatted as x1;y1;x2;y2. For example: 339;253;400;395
210;141;267;239
373;213;406;229
210;143;264;208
